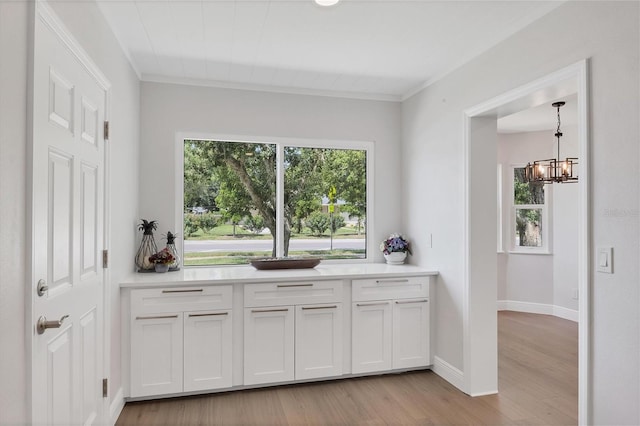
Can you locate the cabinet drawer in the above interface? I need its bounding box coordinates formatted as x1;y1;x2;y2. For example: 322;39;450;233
244;280;342;308
131;285;232;315
352;276;428;302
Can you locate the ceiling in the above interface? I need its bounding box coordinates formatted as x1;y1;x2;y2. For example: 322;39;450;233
96;0;564;101
498;94;578;134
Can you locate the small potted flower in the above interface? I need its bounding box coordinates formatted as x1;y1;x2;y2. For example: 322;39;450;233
149;248;176;273
380;233;412;264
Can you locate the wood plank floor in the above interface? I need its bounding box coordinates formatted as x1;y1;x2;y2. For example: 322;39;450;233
116;311;577;425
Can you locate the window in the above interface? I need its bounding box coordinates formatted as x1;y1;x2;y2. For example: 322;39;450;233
182;138;369;266
511;166;550;252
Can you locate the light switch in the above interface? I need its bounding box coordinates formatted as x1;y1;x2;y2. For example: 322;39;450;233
596;247;613;274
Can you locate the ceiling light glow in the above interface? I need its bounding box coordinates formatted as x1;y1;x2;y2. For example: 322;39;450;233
315;0;340;6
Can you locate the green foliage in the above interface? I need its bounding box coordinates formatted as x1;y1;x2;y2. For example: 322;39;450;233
330;214;345;233
514;168;544;205
306;212;331;236
242;215;265;234
184;213;218;237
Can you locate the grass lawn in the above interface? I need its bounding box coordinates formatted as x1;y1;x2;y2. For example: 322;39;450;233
186;224;366;241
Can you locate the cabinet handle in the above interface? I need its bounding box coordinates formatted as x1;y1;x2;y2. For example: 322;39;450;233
162;289;203;293
395;299;428;304
375;279;409;284
251;308;289;313
135;315;179;320
188;312;228;317
301;305;337;310
277;283;314;288
356;302;389;307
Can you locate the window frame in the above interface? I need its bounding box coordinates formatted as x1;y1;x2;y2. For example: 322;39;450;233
176;132;375;266
509;164;552;254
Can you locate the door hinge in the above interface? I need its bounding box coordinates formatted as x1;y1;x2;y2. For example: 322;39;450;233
102;249;109;268
104;121;109;140
102;378;108;398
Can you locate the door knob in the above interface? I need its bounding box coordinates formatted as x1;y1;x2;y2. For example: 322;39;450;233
37;315;69;335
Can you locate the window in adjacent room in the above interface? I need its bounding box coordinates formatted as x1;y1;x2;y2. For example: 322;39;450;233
511;165;550;253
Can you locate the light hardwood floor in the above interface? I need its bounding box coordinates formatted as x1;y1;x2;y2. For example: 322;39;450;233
116;311;577;425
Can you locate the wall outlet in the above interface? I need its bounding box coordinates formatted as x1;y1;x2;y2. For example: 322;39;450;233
572;288;579;300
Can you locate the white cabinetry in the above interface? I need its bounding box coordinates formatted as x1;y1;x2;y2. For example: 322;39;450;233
243;306;294;385
130;286;233;397
243;281;343;385
352;277;430;374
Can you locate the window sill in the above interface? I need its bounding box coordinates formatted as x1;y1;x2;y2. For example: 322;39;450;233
508;250;552;256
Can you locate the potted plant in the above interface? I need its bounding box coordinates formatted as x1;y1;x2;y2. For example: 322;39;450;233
149;248;176;273
380;233;412;264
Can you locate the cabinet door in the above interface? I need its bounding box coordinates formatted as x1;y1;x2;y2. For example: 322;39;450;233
244;307;294;385
130;312;183;397
295;304;343;380
392;299;430;369
351;301;392;374
184;310;232;392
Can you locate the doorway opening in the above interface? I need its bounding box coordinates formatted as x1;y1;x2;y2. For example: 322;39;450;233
463;60;590;423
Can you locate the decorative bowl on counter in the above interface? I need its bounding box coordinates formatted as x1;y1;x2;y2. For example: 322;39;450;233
250;257;321;270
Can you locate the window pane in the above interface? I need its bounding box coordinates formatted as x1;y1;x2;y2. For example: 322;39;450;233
183;140;276;265
284;147;366;260
514;167;544;205
515;208;543;247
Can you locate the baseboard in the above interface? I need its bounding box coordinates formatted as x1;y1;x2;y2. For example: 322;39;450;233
432;356;465;393
498;300;578;322
109;387;125;426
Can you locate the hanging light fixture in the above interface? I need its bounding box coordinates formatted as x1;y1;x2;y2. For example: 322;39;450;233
524;101;578;184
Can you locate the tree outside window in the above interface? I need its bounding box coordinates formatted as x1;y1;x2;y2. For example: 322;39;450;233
183;140;368;265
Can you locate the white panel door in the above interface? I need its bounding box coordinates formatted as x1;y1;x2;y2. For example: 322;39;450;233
392;299;430;369
184;310;232;392
295;304;343;380
351;301;392;374
244;307;294;385
130;313;183;397
31;7;107;425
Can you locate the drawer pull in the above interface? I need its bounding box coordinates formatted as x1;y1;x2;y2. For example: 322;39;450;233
375;279;409;284
136;315;179;320
276;283;314;288
251;308;289;313
395;299;428;304
162;289;203;293
356;302;389;307
301;305;337;310
188;312;228;317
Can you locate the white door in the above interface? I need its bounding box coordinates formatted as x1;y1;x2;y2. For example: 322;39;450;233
351;301;392;374
295;304;343;380
392;299;430;369
130;313;183;397
31;7;108;425
244;307;294;385
184;310;232;392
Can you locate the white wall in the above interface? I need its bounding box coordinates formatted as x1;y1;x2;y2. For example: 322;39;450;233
139;82;402;263
0;1;140;423
497;127;579;313
402;2;639;423
0;2;29;423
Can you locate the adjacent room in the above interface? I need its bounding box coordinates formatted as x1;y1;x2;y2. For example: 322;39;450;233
0;1;638;425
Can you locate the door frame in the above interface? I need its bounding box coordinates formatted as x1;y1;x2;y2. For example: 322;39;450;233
462;60;590;422
27;1;112;423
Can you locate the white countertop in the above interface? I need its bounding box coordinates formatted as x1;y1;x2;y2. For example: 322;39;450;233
120;263;438;289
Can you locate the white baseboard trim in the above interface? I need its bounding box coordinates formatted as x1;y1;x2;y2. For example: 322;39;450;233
432;356;465;393
109;387;125;426
497;300;578;322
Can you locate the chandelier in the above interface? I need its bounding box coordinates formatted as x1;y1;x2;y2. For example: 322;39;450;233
524;101;578;184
